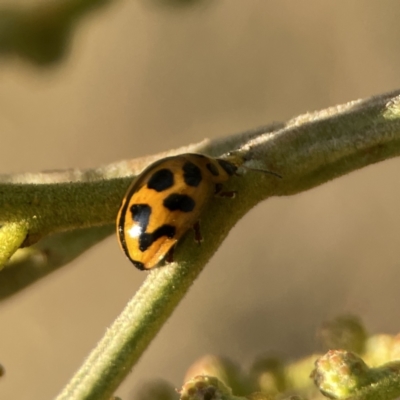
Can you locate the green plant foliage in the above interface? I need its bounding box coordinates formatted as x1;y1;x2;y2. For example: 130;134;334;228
0;0;112;65
135;318;400;400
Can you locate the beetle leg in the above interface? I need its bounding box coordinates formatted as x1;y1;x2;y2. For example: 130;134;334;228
193;221;203;243
165;246;175;264
215;183;237;198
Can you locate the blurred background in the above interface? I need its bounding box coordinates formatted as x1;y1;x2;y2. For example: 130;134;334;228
1;0;400;398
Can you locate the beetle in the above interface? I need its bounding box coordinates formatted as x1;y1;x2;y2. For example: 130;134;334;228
116;153;239;270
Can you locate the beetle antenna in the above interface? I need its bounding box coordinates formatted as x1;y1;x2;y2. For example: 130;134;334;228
242;165;283;179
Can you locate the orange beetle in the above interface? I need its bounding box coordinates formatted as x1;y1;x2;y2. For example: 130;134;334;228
116;153;238;270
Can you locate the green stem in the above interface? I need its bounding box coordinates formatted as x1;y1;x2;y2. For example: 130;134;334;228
56;258;209;399
0;179;128;237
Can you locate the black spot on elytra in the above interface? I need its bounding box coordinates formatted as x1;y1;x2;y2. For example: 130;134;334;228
183;161;202;187
217;159;237;176
163;193;195;212
130;204;151;232
138;224;176;252
147;168;174;192
130;203;176;252
206;162;219;176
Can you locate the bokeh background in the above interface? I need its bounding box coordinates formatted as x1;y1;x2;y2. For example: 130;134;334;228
1;1;400;398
